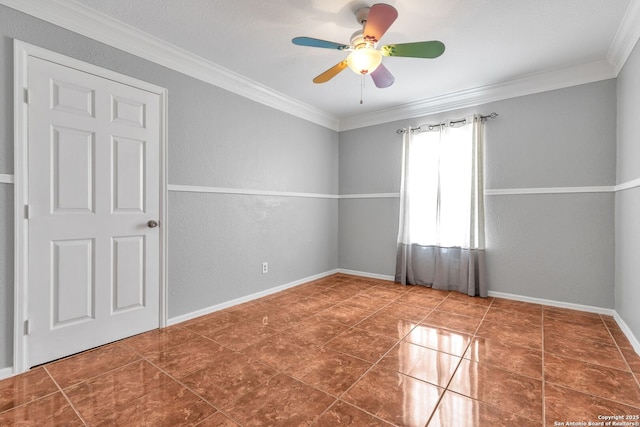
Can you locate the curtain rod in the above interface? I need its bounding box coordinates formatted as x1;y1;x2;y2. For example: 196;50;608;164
396;112;498;134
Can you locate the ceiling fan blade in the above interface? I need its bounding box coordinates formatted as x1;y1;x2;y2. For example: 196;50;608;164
292;37;349;50
363;3;398;43
313;60;349;83
381;41;446;58
370;63;394;88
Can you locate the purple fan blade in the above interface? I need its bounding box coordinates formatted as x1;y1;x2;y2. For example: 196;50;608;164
370;63;394;88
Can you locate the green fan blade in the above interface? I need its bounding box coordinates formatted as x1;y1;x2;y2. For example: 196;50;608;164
381;41;445;58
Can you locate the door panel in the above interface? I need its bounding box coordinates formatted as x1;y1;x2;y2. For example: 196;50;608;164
112;96;146;128
50;79;95;117
112;136;145;212
51;126;95;213
112;235;145;312
27;56;161;366
52;239;95;326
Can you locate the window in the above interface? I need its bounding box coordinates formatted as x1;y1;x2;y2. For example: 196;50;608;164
408;123;474;248
396;115;487;296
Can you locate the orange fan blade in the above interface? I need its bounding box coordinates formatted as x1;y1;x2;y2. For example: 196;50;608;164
363;3;398;43
313;60;348;83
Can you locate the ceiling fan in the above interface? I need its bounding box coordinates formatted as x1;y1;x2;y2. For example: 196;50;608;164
292;3;445;89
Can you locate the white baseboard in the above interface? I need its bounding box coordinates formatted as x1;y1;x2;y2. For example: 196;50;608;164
167;269;340;326
0;366;14;380
337;268;395;282
487;290;616;316
613;312;640;355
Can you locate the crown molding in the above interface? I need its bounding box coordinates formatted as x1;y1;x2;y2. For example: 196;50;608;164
608;0;640;74
339;59;617;131
0;0;340;131
3;0;633;133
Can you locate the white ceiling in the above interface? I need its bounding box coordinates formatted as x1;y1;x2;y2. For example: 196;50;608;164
70;0;632;120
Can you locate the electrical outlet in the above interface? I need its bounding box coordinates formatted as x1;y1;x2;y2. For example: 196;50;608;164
262;262;268;274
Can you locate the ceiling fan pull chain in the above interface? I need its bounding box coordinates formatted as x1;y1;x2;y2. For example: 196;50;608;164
360;74;365;104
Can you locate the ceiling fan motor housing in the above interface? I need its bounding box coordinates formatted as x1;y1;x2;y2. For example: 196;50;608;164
350;29;369;49
355;6;370;25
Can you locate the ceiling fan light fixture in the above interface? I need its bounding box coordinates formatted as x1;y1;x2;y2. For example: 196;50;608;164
346;47;382;75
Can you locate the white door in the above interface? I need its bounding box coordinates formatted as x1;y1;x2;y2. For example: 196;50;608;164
27;56;162;366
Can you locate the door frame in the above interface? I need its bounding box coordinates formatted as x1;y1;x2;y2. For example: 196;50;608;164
13;40;168;374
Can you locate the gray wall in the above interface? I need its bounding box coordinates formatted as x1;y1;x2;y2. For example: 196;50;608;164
0;6;339;369
615;39;640;340
339;80;616;308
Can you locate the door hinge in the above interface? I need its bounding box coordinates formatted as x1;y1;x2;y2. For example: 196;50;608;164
24;204;30;220
23;88;29;104
24;320;29;335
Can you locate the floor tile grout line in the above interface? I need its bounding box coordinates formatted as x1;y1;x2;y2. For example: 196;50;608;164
541;316;638;374
604;317;640;392
132;320;310;425
134;279;403;426
320;286;427;348
0;387;61;417
309;399;398;427
543;313;640;415
429;294;548;426
48;357;200;426
288;281;401;421
424;349;468;427
43;343;145;390
424;292;495;425
313;303;439;424
543;379;640;411
140;351;249;426
42;365;89;427
543;321;640;376
318;318;418;411
601;315;640;386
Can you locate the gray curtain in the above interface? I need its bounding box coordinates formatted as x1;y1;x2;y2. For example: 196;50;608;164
395;115;487;297
396;245;487;297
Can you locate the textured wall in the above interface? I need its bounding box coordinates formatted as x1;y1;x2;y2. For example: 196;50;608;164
485;193;614;306
338;80;617;308
484;83;616;189
169;193;338;317
615;39;640;340
0;5;339;369
338;198;399;276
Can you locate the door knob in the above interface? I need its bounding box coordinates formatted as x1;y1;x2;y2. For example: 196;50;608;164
147;220;159;228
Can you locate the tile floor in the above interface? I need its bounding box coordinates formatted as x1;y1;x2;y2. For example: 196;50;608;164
1;273;640;426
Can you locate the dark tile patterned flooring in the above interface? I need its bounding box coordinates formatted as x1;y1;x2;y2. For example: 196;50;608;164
1;274;639;426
